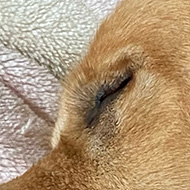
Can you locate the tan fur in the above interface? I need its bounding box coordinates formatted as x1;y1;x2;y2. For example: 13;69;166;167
1;0;190;189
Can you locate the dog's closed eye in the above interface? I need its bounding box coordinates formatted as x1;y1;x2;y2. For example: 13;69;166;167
86;71;133;127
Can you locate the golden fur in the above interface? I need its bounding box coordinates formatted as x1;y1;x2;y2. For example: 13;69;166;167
1;0;190;189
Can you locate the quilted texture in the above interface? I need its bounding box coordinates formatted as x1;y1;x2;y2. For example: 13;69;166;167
0;0;119;183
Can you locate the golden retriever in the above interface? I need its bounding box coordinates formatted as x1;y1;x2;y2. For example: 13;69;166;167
1;0;190;189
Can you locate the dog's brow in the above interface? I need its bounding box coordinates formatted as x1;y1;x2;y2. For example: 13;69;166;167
102;46;144;72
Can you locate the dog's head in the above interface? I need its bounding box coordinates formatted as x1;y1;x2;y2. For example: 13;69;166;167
1;0;190;189
55;0;190;189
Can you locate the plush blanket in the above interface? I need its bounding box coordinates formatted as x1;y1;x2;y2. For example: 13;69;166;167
0;0;119;183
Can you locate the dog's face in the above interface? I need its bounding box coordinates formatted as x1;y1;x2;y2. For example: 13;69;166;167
1;0;190;189
56;0;190;189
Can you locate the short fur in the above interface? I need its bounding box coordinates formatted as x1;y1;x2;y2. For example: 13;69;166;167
1;0;190;189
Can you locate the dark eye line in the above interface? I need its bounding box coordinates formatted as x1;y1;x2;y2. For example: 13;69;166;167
96;73;133;107
86;71;133;128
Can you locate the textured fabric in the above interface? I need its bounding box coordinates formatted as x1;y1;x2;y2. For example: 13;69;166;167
0;44;60;183
0;0;119;183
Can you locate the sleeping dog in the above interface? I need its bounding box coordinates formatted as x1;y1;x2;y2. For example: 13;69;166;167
1;0;190;189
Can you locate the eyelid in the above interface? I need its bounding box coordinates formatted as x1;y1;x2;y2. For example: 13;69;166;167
86;71;133;128
96;71;133;106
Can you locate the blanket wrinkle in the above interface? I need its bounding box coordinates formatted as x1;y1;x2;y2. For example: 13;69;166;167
0;44;60;183
0;0;97;79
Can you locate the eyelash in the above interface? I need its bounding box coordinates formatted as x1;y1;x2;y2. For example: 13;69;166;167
95;72;133;107
85;71;133;128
